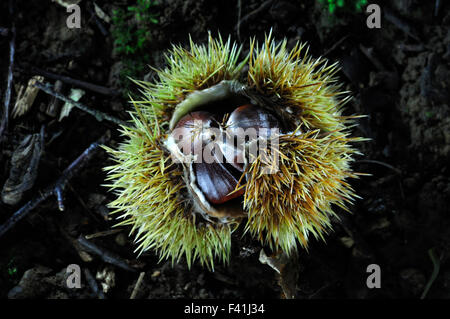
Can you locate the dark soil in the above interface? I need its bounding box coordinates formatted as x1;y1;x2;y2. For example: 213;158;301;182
0;0;449;299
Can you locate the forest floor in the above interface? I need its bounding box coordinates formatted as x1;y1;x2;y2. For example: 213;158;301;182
0;0;449;299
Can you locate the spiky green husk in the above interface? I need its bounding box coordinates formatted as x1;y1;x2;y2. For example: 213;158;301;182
104;32;363;268
248;35;350;132
103;35;244;269
131;34;247;124
103;112;233;269
243;130;361;254
243;35;363;254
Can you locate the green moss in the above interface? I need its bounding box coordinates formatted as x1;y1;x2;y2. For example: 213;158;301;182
111;0;159;93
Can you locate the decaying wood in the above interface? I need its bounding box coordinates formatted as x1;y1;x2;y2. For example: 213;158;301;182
12;76;44;118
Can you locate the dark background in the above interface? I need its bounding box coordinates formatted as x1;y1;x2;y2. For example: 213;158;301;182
0;0;449;299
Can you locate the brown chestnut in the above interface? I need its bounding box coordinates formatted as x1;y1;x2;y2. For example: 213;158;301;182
170;104;280;206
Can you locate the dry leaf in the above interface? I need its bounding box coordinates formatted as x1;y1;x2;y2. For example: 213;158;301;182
12;76;44;118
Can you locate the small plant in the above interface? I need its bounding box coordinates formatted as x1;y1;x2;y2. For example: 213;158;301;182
111;0;159;91
7;259;18;277
318;0;368;14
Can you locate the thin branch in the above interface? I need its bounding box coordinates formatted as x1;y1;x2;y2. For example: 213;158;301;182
236;0;242;41
55;186;65;211
87;3;109;37
323;35;350;56
235;0;273;34
34;81;127;126
357;159;402;174
0;136;106;238
31;67;117;96
130;272;146;299
0;0;16;140
421;248;441;299
77;235;137;272
384;7;420;41
85;229;122;240
359;44;387;72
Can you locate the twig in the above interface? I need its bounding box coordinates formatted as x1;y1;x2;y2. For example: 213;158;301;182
84;268;106;299
34;81;127;126
323;35;349;56
77;235;137;272
357;159;402;174
236;0;242;41
384;7;420;41
421;248;441;299
359;44;387;72
87;3;109;37
0;0;16;140
235;0;273;34
31;67;118;96
55;186;66;210
308;280;338;299
0;136;106;238
85;229;122;240
130;272;146;299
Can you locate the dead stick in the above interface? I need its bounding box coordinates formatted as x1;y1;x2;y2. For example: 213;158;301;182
323;35;350;56
130;272;146;299
77;235;137;272
0;136;105;238
0;1;16;140
357;159;402;174
34;81;127;126
31;67;117;96
236;0;242;41
85;229;122;240
359;44;387;72
87;4;109;37
384;7;420;41
84;268;106;299
235;0;273;33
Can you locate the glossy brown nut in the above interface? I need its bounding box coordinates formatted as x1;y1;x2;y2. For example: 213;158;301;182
221;104;280;171
172;111;215;156
194;161;244;204
171;105;279;206
226;104;279;133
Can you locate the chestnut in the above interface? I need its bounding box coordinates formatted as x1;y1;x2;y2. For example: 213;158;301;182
104;35;363;268
171;104;280;206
